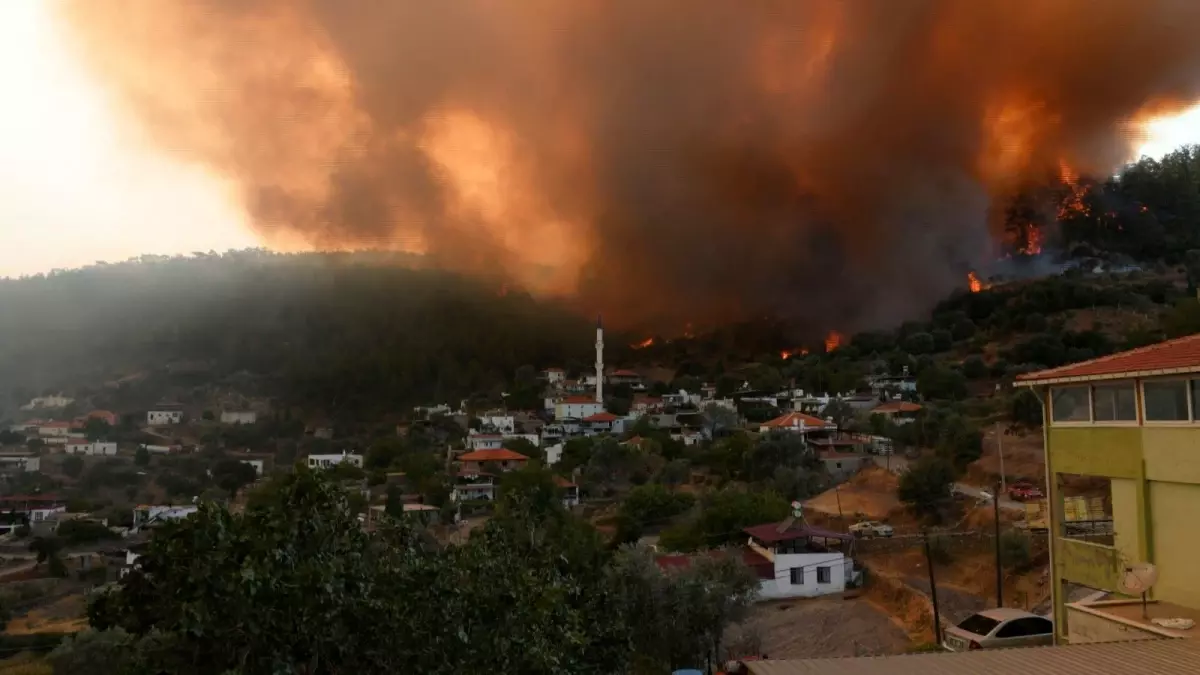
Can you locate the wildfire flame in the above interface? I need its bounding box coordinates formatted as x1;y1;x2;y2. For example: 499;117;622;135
967;271;982;293
1056;160;1091;221
631;337;655;349
1020;225;1043;255
824;330;843;353
781;348;809;360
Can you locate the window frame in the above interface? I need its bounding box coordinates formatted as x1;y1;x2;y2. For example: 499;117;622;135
789;567;804;585
816;566;831;584
1090;382;1139;426
1050;385;1092;425
1141;378;1194;425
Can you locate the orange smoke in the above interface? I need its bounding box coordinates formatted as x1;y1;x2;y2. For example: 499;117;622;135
824;331;843;353
56;1;1200;330
631;337;655;349
967;271;983;293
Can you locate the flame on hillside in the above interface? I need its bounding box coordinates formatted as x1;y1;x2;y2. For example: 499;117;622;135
1057;160;1091;221
631;337;655;349
781;348;809;360
824;331;843;353
967;271;983;293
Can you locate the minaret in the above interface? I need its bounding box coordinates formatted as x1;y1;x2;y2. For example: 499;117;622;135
595;315;604;403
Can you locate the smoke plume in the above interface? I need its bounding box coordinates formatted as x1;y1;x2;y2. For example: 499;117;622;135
57;0;1200;332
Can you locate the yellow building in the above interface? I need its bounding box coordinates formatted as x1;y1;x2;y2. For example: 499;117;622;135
1018;334;1200;644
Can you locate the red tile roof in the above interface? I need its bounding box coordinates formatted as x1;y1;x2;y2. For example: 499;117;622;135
1016;333;1200;385
759;412;834;430
40;421;71;429
871;401;922;414
582;411;618;422
457;449;530;462
743;522;852;544
553;475;576;488
610;369;640;377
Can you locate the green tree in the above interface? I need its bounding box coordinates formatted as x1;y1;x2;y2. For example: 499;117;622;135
917;365;968;400
62;454;84;478
962;355;988;379
83;418;112;442
1010;388;1044;427
999;530;1034;572
210;458;259;496
931;329;953;352
898;456;956;523
27;536;67;577
385;484;405;518
134;447;150;467
614;483;695;543
659;489;789;552
904;332;935;355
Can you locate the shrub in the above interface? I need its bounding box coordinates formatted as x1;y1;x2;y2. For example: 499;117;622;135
999;530;1033;572
927;535;954;565
46;629;132;675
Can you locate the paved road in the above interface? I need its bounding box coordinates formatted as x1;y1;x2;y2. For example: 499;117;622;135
873;455;1025;514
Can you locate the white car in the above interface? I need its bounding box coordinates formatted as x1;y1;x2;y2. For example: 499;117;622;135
848;521;894;538
942;608;1053;651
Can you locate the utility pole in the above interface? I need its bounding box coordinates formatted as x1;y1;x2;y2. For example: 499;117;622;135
923;533;943;646
996;422;1006;496
994;483;1003;607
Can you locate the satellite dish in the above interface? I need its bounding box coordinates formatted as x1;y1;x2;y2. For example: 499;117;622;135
1119;562;1158;619
1119;563;1159;595
790;501;804;518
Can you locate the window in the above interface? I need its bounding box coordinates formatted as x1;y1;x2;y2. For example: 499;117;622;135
1144;380;1189;421
1093;384;1136;422
1190;380;1200;421
789;568;803;585
995;617;1053;638
816;566;831;584
956;613;1001;636
1051;386;1090;422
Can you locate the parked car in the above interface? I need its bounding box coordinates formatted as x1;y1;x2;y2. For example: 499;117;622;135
942;608;1053;651
848;521;894;538
1008;482;1044;501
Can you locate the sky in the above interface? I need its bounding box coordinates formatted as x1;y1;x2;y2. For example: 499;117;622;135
0;1;1198;279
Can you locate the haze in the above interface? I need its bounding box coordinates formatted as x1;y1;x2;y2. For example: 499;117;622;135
0;0;1198;286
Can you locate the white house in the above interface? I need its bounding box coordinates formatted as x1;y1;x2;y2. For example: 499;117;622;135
220;411;257;425
132;505;199;532
581;412;619;436
742;521;858;600
467;434;504;451
306;452;364;470
478;415;515;434
38;421;72;437
663;390;702;408
543;442;564;465
65;441;118;456
543;367;566;385
241;459;265;476
21;395;73;411
0;453;40;473
147;409;183;425
140;444;175;454
758;412;837;435
554;396;605;421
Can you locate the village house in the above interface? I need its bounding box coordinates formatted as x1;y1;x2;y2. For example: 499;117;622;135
868;373;918;395
816;449;871;481
467;433;504;451
555;475;580;508
870;400;922;424
607;369;642;386
542;367;566;385
451;448;530;502
220;410;257;425
742;520;860;600
132;504;199;533
554;395;605;421
663;390;702;408
581;411;619;435
757;411;837;436
146;405;184;425
20;394;73;411
413;403;452;418
478;414;516;434
631;394;664;414
38;421;72;437
306;452;364;470
65;441;118;456
0;452;40;473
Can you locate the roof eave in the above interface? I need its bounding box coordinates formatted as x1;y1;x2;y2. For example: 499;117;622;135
1017;364;1200;387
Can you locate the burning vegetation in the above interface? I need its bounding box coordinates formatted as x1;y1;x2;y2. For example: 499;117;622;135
59;1;1200;331
824;331;843;353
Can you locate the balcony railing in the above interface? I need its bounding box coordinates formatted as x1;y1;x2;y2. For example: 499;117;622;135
1059;538;1121;592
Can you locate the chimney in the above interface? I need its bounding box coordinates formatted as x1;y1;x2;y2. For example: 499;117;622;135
595;314;604;404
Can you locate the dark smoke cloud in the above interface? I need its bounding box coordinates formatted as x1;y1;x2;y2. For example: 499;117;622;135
58;0;1200;333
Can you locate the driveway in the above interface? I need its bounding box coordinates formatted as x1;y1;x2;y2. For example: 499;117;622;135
873;455;1025;514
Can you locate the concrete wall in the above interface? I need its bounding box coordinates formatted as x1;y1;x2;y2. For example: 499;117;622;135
1149;481;1200;608
757;552;846;600
1058;538;1121;592
1110;478;1140;563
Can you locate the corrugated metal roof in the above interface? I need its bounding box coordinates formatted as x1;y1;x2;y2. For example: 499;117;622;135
745;638;1200;675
